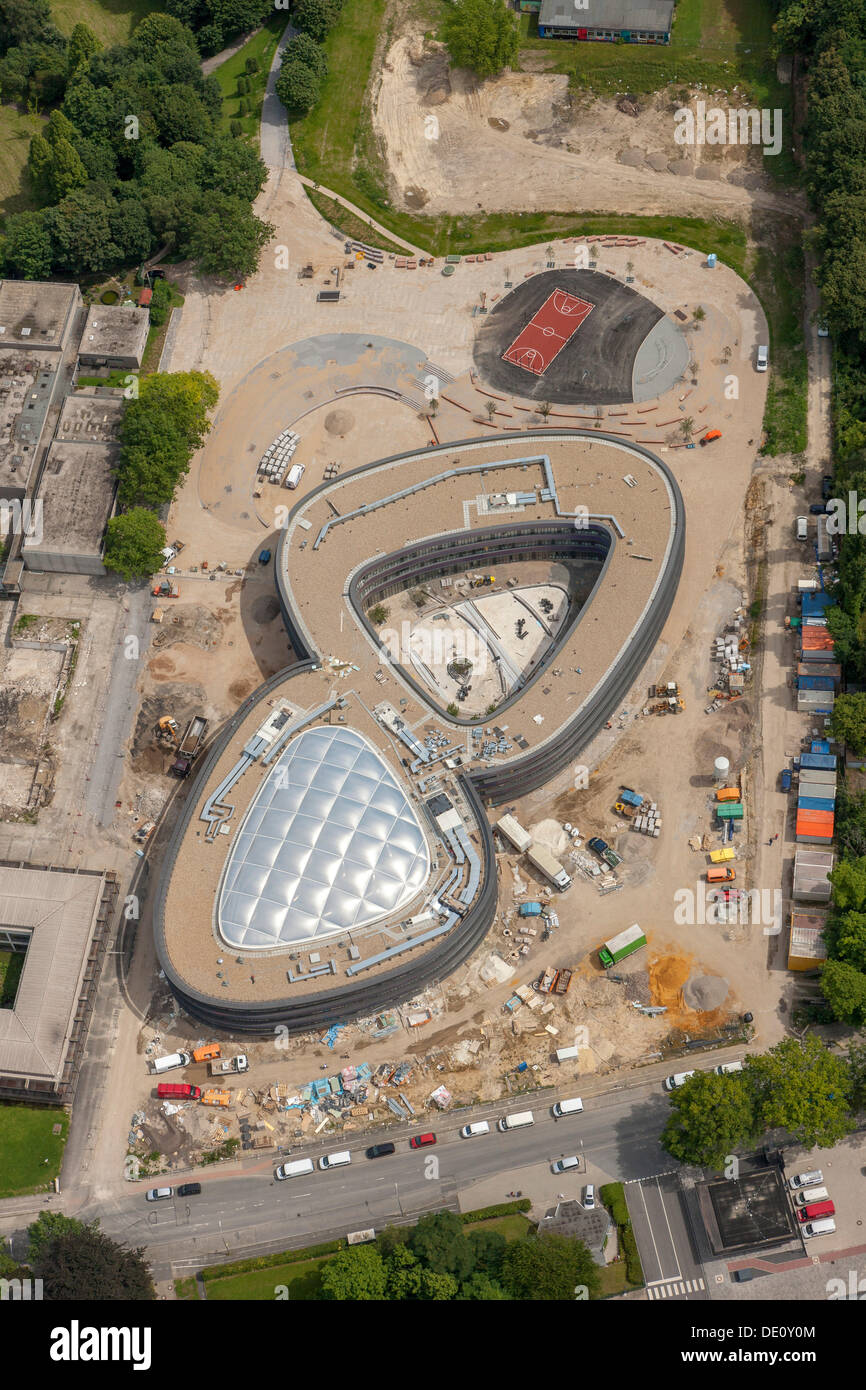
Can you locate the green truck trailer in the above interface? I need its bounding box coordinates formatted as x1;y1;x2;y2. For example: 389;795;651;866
598;923;647;969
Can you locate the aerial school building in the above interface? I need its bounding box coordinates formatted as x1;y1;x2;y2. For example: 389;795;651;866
537;0;674;43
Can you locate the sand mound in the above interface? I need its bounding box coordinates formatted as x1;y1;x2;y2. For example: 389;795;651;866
682;973;729;1012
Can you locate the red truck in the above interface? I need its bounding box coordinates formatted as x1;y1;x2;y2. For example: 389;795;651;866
157;1082;201;1100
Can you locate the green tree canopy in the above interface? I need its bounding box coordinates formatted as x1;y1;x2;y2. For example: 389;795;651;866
117;371;218;507
501;1232;600;1301
662;1071;761;1170
828;856;866;912
39;1226;155;1300
27;1211;86;1264
747;1035;855;1148
408;1211;476;1282
441;0;519;80
821;958;866;1025
830;691;866;755
0;211;52;280
319;1245;387;1300
275;59;321;113
103;509;167;582
292;0;343;44
66;22;100;77
186;192;274;280
284;31;328;81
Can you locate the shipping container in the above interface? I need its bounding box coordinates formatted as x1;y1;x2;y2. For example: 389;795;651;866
797;675;836;692
798;796;836;813
716;803;744;819
801;753;837;771
496;814;533;854
716;787;741;802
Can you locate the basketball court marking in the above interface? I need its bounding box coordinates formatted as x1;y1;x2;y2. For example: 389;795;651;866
501;288;595;376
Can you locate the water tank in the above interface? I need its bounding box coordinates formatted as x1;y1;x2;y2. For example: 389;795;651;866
714;756;731;785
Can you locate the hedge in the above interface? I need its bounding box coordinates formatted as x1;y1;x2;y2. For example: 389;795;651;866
201;1239;345;1282
461;1199;532;1223
599;1182;644;1288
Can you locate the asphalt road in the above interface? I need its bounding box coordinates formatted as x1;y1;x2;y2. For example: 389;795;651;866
82;1083;672;1275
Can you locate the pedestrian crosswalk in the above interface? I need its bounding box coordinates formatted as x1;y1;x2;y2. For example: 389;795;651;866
647;1277;706;1300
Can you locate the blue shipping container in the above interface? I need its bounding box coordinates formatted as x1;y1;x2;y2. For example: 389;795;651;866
800;753;837;771
811;740;831;754
798;676;836;692
798;796;836;812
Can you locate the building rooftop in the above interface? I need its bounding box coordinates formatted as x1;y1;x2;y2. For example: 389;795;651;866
0;354;57;492
538;0;675;30
56;388;125;444
78;304;149;363
700;1170;798;1253
0;281;79;351
23;439;117;556
0;865;108;1091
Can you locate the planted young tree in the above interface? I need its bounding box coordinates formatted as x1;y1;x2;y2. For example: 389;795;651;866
680;416;694;441
485;398;497;421
538;400;552;421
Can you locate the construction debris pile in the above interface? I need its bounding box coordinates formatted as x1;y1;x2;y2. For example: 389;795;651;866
644;681;685;715
614;786;662;838
706;610;750;712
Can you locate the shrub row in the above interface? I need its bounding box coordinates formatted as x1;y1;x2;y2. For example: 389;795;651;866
599;1183;643;1288
201;1238;345;1281
460;1199;533;1224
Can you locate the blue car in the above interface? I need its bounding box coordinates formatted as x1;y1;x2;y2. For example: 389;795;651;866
258;549;271;565
780;769;792;792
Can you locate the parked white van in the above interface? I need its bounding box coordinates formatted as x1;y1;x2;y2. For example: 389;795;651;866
789;1169;823;1191
498;1111;534;1132
664;1071;695;1091
715;1061;744;1076
794;1185;830;1207
796;516;809;542
275;1158;315;1180
285;463;305;489
151;1051;191;1075
802;1217;836;1239
756;345;769;372
318;1151;351;1171
460;1121;490;1138
553;1097;584;1118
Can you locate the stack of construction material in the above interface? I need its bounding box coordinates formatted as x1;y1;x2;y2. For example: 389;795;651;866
258;429;300;484
633;802;662;837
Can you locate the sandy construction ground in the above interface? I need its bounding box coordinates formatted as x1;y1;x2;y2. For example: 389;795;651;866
374;33;801;221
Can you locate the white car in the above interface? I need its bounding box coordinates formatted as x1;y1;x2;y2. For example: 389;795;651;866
817;319;829;338
552;1156;580;1174
756;345;769;372
664;1071;696;1091
582;1184;596;1210
789;1169;823;1191
145;1187;173;1202
715;1061;744;1075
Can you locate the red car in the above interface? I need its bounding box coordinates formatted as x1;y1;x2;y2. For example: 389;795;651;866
409;1132;437;1149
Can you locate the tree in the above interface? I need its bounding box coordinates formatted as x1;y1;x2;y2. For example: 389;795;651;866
292;0;343;44
692;305;706;326
27;1211;85;1264
827;909;866;972
831;691;866;755
680;416;694;440
828;856;866;912
501;1232;600;1301
385;1243;423;1299
537;400;552;420
1;210;52;279
408;1211;476;1282
43;188;120;274
66;22;100;78
38;1226;155;1300
117;371;218;507
821;958;866;1025
275;59;321;113
185;192;274;279
747;1036;855;1149
845;1032;866;1111
103;509;167;581
319;1245;386;1300
441;0;519;80
661;1071;760;1169
284;31;328;81
459;1272;509;1299
418;1268;459;1299
467;1227;506;1277
484;398;497;421
129;12;199;58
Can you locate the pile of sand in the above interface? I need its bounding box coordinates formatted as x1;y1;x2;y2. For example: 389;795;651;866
682;973;729;1012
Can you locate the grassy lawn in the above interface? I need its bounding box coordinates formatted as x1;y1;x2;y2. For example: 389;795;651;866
212;13;286;137
173;1276;201;1300
304;189;415;256
0;1106;68;1199
0;950;25;1009
50;0;153;46
750;229;808;456
598;1261;631;1296
0;105;43;220
206;1255;328;1301
466;1213;534;1241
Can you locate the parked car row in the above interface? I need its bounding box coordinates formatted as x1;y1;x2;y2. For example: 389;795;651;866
664;1061;743;1090
145;1183;201;1201
788;1169;836;1238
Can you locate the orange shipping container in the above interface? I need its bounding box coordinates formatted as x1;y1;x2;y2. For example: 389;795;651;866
716;787;740;802
796;811;834;834
192;1043;221;1063
801;627;835;653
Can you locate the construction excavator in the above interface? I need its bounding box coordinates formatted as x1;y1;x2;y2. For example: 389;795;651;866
156;716;179;746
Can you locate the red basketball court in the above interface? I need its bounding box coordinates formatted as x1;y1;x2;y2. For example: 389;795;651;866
501;288;595;376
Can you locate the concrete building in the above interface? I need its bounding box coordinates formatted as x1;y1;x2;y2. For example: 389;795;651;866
537;0;674;42
0;863;118;1105
78;303;149;371
0;280;81;354
21;391;122;576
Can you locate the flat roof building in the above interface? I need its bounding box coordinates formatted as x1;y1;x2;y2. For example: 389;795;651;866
0;863;118;1105
538;0;674;41
78;304;149;371
788;910;829;971
0;280;81;354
